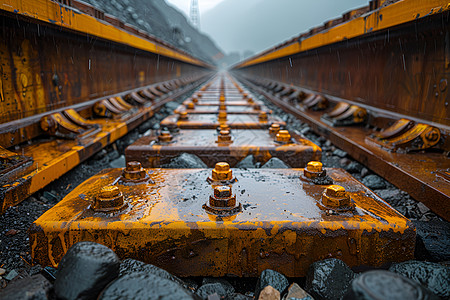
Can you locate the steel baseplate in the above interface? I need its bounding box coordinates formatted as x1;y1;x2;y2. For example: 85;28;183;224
125;128;321;167
160;113;286;130
30;163;415;277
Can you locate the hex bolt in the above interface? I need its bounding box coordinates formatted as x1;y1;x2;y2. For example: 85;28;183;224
219;103;227;111
210;162;233;182
179;111;188;120
275;130;291;143
218;111;227;122
269;123;281;136
259;111;268;122
304;161;327;180
217;130;232;144
192;97;199;103
219;95;226;102
93;185;125;212
322;184;352;208
219;124;230;132
122;161;148;181
243;93;248;99
158;130;173;142
187;102;195;109
214;186;232;198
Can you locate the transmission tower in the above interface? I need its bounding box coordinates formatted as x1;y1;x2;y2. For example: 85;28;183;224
190;0;200;30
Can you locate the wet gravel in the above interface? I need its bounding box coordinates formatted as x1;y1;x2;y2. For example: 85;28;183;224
0;83;449;298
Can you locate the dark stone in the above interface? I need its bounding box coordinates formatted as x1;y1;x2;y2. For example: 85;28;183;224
344;161;363;174
413;220;450;262
235;155;256;168
202;277;235;296
120;258;188;290
196;283;228;299
255;269;289;299
343;270;439;300
164;153;207;168
261;158;290;169
305;258;355;300
225;293;251;300
109;155;126;168
332;149;347;158
374;189;404;206
99;272;197;300
389;260;450;298
360;168;370;178
54;241;120;300
361;175;387;190
0;274;51;300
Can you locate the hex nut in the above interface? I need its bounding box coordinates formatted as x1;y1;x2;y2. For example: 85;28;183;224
275;130;291;143
93;186;125;212
217;130;232;144
269;123;281;136
178;111;188;120
187;102;195;109
158;130;173;143
259;112;268;122
304;161;326;179
204;185;241;215
218;111;227;122
209;162;233;182
322;185;351;208
122;161;148;181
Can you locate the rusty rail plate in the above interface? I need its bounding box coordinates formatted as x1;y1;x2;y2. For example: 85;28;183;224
237;76;450;220
125;129;321;167
30;164;415;277
160;113;285;130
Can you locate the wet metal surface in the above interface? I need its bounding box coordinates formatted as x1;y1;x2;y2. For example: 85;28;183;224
30;167;415;277
125;129;321;167
160;114;286;130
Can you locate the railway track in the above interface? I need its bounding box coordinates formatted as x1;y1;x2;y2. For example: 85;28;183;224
0;0;449;298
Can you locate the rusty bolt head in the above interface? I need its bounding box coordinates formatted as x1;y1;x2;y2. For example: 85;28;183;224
209;186;237;208
192;97;199;103
94;186;124;212
211;162;233;181
243;93;248;99
304;161;326;179
219;95;226;102
158;130;173;142
218;111;227;122
179;111;188;120
259;112;268;122
219;104;227;111
187;102;195;109
322;185;351;208
269;123;281;136
197;93;203;98
307;161;323;172
217;130;232;144
100;185;120;198
214;186;231;198
219;124;230;132
123;161;147;181
275;130;291;143
254;104;261;110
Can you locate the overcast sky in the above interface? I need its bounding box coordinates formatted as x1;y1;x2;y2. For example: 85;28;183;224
166;0;369;55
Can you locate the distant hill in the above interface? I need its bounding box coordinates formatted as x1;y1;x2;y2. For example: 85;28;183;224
202;0;368;56
82;0;224;64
